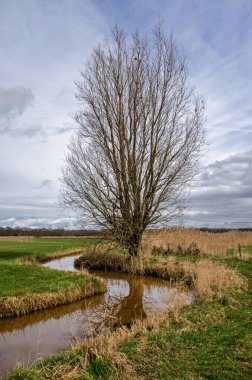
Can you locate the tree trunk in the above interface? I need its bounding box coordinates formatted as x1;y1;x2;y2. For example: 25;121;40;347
129;246;139;257
128;233;142;257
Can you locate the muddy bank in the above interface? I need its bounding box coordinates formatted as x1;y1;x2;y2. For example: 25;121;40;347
16;249;85;265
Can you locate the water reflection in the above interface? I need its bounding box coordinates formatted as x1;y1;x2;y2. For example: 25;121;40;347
43;254;82;271
0;256;192;376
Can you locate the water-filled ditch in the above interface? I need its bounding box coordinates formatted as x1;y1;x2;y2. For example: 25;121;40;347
0;254;193;376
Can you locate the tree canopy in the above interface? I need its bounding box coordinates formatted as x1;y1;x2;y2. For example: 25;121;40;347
62;27;205;256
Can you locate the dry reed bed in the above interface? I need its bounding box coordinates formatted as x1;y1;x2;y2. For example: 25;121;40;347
0;236;33;242
75;250;244;300
146;258;244;299
143;227;252;256
0;272;106;318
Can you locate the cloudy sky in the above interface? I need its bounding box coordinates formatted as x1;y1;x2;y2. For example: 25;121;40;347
0;0;251;229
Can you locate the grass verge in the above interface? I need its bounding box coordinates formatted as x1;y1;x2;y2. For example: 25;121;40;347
0;260;106;318
0;269;106;318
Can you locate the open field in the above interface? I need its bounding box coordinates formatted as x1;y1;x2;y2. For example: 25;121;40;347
0;237;98;261
0;237;105;317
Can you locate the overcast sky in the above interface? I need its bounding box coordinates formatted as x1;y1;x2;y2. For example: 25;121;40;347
0;0;252;229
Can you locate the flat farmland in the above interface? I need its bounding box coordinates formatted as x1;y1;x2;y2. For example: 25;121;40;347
0;237;98;261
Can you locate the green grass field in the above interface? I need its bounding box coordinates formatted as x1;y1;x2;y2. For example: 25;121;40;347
0;260;96;297
0;237;97;261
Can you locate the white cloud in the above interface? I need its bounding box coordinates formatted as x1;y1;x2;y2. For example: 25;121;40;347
185;150;252;227
0;86;34;133
0;216;78;229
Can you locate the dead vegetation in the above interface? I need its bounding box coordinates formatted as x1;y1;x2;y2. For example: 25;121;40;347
146;258;244;299
0;236;33;242
0;272;106;318
143;227;252;257
74;248;130;272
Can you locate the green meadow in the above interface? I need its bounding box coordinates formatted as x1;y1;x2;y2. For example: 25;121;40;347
0;237;97;261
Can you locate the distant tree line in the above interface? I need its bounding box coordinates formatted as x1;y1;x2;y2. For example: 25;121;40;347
199;227;252;233
0;226;251;237
0;227;105;237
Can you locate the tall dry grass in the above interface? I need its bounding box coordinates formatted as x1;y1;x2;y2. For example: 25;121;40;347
0;236;33;242
146;257;244;299
142;227;252;256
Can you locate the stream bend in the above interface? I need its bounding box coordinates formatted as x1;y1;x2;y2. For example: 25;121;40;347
0;254;193;376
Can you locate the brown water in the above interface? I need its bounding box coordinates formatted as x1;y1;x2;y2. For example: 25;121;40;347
0;255;193;376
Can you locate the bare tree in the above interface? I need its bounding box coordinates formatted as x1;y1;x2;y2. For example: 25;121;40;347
62;26;205;257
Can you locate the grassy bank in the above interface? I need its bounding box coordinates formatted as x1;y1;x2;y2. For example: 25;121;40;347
0;266;106;318
5;245;251;379
0;237;105;318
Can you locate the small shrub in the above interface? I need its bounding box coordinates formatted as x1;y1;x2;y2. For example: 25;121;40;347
184;242;200;256
151;242;200;256
151;245;174;256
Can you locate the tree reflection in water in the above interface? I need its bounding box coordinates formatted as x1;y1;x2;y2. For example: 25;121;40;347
77;276;148;335
113;278;147;325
